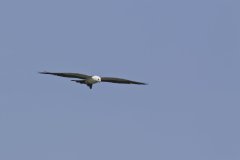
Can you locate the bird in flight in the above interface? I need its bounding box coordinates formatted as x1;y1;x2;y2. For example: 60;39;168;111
39;71;147;89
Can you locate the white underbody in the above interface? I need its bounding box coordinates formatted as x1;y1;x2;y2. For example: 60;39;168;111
86;75;101;84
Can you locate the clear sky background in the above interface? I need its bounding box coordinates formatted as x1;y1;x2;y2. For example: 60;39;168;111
0;0;240;160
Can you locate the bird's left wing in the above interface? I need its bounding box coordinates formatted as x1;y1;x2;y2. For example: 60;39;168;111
39;71;90;79
101;77;147;85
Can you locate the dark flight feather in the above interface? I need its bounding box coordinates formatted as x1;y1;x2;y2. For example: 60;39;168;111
39;72;90;79
101;77;147;85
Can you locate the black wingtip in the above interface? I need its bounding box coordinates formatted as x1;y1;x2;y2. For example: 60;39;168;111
39;71;48;74
135;82;148;85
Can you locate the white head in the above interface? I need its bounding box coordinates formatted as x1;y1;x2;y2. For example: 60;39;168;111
92;75;101;82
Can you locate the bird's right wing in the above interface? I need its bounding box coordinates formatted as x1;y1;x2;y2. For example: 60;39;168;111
39;71;90;79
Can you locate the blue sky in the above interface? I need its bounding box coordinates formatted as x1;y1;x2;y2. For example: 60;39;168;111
0;0;240;160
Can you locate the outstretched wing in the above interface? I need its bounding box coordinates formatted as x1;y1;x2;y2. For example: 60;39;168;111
101;77;147;85
39;71;90;79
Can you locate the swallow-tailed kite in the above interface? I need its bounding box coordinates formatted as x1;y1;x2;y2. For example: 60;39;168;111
39;71;147;89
